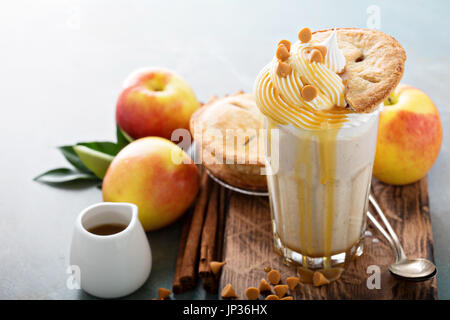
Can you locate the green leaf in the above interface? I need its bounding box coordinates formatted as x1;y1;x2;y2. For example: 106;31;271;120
116;124;134;149
33;168;99;184
73;145;114;179
58;146;91;173
77;141;121;156
38;128;134;186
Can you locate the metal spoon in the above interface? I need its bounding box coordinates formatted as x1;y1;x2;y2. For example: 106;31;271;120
367;194;437;281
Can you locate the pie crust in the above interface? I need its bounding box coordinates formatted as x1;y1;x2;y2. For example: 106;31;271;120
312;28;406;113
190;92;267;191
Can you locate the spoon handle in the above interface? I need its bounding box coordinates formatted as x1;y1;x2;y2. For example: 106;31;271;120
366;211;399;261
369;194;407;261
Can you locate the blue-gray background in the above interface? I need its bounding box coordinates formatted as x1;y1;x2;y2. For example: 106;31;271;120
0;0;448;299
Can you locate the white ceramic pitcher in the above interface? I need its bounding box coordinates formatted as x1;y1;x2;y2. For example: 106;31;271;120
70;202;152;298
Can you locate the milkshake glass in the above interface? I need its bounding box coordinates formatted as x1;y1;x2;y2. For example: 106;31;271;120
264;109;379;269
254;28;381;270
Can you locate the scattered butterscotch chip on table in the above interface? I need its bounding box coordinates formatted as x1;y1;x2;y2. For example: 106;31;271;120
313;271;330;287
286;276;300;290
297;267;315;284
264;266;271;272
245;287;260;300
210;261;226;276
267;269;281;285
221;283;238;299
320;267;344;282
259;278;272;292
265;294;280;300
158;288;171;299
281;296;294;300
274;284;289;298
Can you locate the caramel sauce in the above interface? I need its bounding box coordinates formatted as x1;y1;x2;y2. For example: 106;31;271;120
87;223;127;236
268;112;342;271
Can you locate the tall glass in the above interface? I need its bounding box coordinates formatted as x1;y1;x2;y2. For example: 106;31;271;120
264;108;380;269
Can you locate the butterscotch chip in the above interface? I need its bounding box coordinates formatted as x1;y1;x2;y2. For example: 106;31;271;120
259;278;272;292
313;45;327;57
320;267;344;282
286;276;300;290
210;261;226;276
276;45;290;61
274;284;289;298
158;288;171;299
267;269;281;285
264;266;271;272
309;49;324;63
301;85;318;101
221;283;238;298
265;295;280;300
278;39;291;52
276;62;292;78
313;271;330;287
281;296;294;300
297;267;314;284
245;287;260;300
298;27;312;43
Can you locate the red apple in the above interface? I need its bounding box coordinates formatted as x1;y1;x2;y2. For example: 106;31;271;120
102;137;200;231
116;68;199;140
373;84;442;185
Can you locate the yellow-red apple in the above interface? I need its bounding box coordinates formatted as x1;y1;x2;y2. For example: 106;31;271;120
116;68;199;140
102;137;200;231
373;84;442;185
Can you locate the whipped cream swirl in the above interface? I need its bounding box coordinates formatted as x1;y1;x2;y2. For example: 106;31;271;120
320;29;346;74
254;29;349;130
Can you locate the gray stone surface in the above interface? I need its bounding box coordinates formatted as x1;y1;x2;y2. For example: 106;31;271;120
0;0;448;299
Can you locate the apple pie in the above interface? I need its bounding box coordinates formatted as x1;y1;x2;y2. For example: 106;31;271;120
189;92;267;191
312;28;406;113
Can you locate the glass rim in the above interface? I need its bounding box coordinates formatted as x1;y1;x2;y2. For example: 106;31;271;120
263;103;382;134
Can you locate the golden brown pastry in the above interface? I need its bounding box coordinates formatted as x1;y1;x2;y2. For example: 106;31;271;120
312;28;406;113
190;92;267;191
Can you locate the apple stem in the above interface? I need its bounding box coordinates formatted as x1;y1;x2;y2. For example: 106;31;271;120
384;95;398;106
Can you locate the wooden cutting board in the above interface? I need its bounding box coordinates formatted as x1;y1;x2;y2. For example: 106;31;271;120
218;177;437;299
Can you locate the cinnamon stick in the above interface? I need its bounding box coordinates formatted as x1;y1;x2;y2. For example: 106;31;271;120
212;186;228;292
199;184;228;293
172;210;192;294
199;182;220;277
216;186;227;263
178;171;211;291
